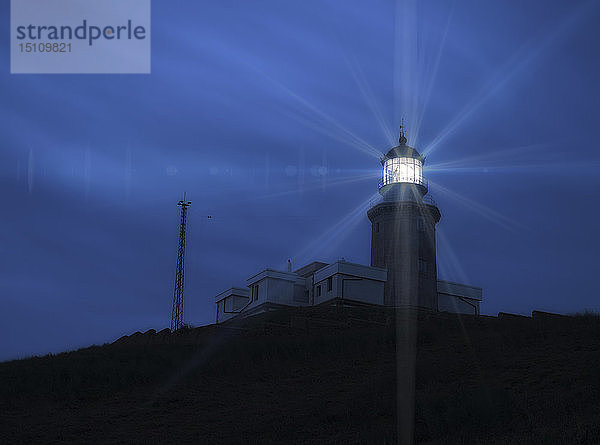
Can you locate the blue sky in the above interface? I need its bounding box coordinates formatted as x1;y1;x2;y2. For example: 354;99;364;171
1;0;600;361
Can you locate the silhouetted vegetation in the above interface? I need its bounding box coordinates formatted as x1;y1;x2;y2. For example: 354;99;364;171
2;306;600;443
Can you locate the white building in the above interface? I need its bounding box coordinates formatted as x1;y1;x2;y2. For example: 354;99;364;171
215;260;482;323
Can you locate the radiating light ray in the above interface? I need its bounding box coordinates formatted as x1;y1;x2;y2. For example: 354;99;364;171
391;2;426;427
321;150;328;192
280;108;383;159
428;180;526;232
392;2;423;430
427;152;600;175
422;1;595;157
394;304;417;445
192;165;380;203
412;2;455;146
427;166;526;174
247;172;379;202
144;326;238;409
435;230;488;399
437;227;485;368
195;214;326;221
202;38;382;159
436;227;470;285
391;0;456;148
394;0;420;145
426;143;550;170
426;164;587;175
27;147;34;194
292;192;379;267
343;52;395;145
251;68;382;159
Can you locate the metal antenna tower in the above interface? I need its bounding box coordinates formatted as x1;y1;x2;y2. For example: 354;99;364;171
171;193;191;331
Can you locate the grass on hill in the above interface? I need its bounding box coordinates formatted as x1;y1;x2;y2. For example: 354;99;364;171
2;306;600;443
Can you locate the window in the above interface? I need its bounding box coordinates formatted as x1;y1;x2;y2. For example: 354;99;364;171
375;222;380;233
417;217;425;232
383;157;423;186
251;284;259;301
317;285;321;297
327;277;332;292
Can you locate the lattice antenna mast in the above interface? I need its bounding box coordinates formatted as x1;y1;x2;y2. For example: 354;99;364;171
171;193;191;331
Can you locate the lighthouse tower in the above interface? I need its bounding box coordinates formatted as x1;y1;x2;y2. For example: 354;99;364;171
367;126;441;309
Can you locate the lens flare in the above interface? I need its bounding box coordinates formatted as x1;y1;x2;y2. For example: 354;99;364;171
422;1;594;158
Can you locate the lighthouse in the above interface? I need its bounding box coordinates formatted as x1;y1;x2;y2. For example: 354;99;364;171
367;126;441;309
214;125;483;323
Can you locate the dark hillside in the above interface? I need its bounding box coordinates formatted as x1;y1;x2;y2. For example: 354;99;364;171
2;306;600;443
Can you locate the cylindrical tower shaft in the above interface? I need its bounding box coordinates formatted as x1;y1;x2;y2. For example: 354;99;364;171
368;196;440;308
367;127;441;310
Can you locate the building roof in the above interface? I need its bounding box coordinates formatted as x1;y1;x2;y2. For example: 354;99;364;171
381;143;424;164
437;280;482;300
294;261;328;278
215;287;250;303
313;260;387;283
246;268;305;286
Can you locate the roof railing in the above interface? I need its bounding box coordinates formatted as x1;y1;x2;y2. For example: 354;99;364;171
368;193;438;208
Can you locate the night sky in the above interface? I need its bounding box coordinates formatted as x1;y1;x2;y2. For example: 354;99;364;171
2;0;600;361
